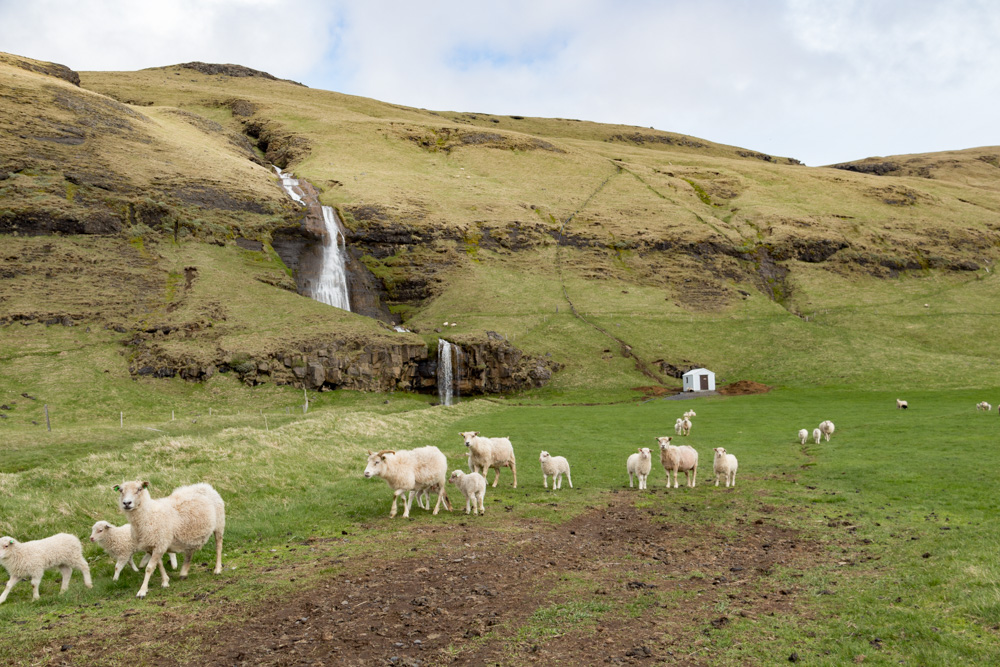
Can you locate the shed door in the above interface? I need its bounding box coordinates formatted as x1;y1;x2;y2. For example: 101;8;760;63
700;375;709;390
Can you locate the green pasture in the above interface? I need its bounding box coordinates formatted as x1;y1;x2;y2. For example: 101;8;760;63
1;387;999;664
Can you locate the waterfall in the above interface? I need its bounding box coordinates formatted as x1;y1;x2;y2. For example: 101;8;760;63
273;166;351;312
309;206;351;310
437;339;458;406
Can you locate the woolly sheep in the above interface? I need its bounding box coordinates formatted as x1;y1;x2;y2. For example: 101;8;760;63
115;480;226;599
798;429;809;445
627;447;653;490
460;431;517;488
89;521;177;581
448;470;487;515
364;447;452;519
976;401;991;412
0;533;92;604
896;399;908;410
819;420;835;441
683;410;697;419
674;418;684;435
657;436;698;488
713;447;739;488
812;428;822;445
679;418;692;437
539;451;573;490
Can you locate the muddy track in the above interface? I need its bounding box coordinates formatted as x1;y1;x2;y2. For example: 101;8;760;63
41;494;828;666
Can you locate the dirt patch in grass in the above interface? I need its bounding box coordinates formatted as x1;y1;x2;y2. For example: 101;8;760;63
718;380;773;396
41;494;827;666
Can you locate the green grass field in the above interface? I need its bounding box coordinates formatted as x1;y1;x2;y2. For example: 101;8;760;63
1;386;999;664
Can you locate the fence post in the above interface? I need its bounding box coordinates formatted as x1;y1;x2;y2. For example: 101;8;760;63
44;404;51;432
120;412;123;428
303;388;309;414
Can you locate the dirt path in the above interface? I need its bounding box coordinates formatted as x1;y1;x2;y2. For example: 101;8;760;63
43;494;824;666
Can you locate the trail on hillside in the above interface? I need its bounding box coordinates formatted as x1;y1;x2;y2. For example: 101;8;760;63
554;163;670;386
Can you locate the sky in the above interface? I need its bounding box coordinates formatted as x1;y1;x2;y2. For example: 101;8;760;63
1;0;998;166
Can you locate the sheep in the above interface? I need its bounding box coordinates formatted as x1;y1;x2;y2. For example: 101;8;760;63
364;446;452;519
627;447;653;489
657;436;698;488
798;429;809;445
819;420;835;441
460;431;517;488
0;533;92;604
812;427;822;445
89;521;177;581
539;451;573;490
114;480;225;599
679;418;692;437
713;447;739;488
976;401;991;412
683;410;697;419
674;418;684;435
448;470;487;515
896;399;908;410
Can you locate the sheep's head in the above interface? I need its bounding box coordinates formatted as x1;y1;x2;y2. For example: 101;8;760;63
459;431;479;447
657;436;673;450
0;537;16;559
638;447;651;460
114;480;149;512
539;451;550;462
90;520;113;542
363;450;394;478
448;470;465;484
713;447;727;457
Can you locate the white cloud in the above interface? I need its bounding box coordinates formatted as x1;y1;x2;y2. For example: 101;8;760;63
1;0;998;165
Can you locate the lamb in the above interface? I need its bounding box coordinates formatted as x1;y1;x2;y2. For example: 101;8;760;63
976;401;991;412
713;447;739;488
460;431;517;488
679;417;692;437
539;451;573;490
798;429;809;445
674;418;684;435
819;420;835;441
896;399;908;410
657;436;698;488
89;521;177;581
627;447;653;489
812;428;822;445
0;533;92;604
683;410;697;419
364;446;452;519
448;470;487;515
114;480;225;599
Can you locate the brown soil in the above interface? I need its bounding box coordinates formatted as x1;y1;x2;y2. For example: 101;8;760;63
42;495;825;666
717;380;773;396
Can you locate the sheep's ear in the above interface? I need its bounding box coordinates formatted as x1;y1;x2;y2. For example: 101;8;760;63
473;431;480;436
141;481;149;489
113;485;120;492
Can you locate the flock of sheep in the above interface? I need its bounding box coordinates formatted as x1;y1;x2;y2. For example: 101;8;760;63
0;480;225;604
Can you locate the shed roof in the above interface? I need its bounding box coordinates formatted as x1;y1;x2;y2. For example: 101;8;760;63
682;368;714;377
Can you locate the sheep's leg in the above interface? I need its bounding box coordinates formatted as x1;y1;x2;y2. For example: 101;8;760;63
465;496;471;514
554;473;561;490
179;551;193;579
510;462;517;488
491;467;501;488
402;489;414;518
478;491;485;514
730;471;736;488
129;554;140;572
0;575;19;604
138;552;150;569
390;489;402;518
567;470;572;489
673;468;680;489
431;486;446;515
543;473;548;489
30;575;42;600
114;560;126;581
168;553;178;569
138;551;168;598
78;558;92;588
58;565;72;593
214;531;224;574
629;472;634;488
691;465;697;488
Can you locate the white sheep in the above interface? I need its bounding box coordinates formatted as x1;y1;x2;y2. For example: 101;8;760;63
539;451;573;490
0;533;92;604
976;401;991;412
627;447;653;489
679;418;692;436
713;447;739;488
657;436;698;488
798;429;809;445
89;521;177;581
114;480;226;599
812;427;822;445
819;420;835;441
460;431;517;488
674;418;684;435
896;399;908;410
448;470;487;515
683;410;697;419
364;447;452;518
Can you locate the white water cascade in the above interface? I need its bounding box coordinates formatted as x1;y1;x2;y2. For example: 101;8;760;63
273;166;351;311
437;339;461;406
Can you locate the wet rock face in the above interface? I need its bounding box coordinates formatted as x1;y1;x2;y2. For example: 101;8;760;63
127;333;561;395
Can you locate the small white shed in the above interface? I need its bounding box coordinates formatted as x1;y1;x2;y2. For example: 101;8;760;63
682;368;716;392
